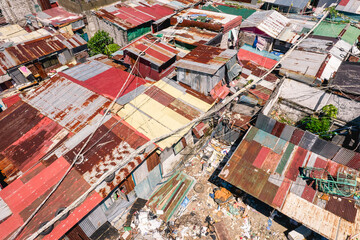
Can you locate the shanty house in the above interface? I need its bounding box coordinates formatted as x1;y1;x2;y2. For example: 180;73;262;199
239;10;290;51
279;36;352;85
121;34;179;81
170;9;243;49
34;6;86;38
92;3;174;46
0;29;87;93
219;115;360;240
261;0;310;13
336;0;360;17
175;45;241;96
0;59;165;239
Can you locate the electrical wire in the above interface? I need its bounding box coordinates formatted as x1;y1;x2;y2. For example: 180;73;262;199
23;8;331;240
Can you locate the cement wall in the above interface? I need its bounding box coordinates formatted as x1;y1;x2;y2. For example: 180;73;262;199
0;0;37;25
89;13;127;46
57;0;120;14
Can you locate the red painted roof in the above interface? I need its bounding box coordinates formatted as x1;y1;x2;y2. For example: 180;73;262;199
37;7;82;27
96;4;174;30
60;67;147;100
123;34;179;67
237;48;277;70
339;0;350;6
2;94;21;108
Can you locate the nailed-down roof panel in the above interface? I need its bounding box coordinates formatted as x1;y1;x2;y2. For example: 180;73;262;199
219;125;359;239
274;0;309;9
241;10;290;38
94;4;174;30
174;45;237;74
336;0;360;13
24;74;111;133
36;6;83;27
123;34;179;67
62;60;112;81
0;38;66;72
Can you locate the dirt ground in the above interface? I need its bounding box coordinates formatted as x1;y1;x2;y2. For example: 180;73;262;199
117;137;296;240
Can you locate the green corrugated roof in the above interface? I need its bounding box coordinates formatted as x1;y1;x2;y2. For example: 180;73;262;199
342;26;360;44
312;22;346;38
201;5;256;19
312;22;360;44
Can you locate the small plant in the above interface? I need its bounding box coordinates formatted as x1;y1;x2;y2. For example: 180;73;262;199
88;30;114;56
105;43;121;56
297;104;338;140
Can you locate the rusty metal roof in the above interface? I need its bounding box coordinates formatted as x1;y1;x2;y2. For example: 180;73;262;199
94;3;174;30
174;44;237;74
220;125;360;239
36;6;83;27
123;34;179;67
158;26;218;46
0;37;66;73
23;74;111;133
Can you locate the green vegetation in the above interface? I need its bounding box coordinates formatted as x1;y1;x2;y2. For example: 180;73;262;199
105;43;121;56
298;104;338;140
88;30;114;56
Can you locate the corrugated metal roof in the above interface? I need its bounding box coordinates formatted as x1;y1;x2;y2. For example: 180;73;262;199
241;10;290;39
36;6;83;27
147;171;195;221
94;3;174;30
158;26;218;45
273;0;309;9
0;37;66;73
0;197;11;222
279;50;327;81
0;25;28;40
175;45;237;74
123;34;179;67
24;74;111;133
336;0;360;14
331;61;360;96
118;78;214;149
61;60;147;100
219;125;360;239
62;60;112;81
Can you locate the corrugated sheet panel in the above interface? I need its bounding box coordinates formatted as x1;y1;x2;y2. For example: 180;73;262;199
279;124;296;142
261;150;282;173
62;60;112;81
289;128;305;145
253;128;279;149
272;179;291;208
290;176;306;197
285;147;307;181
332;147;355;166
244;126;259;142
347;152;360;170
275;143;295;175
298;131;318;150
271;121;286;137
310;138;328;155
252;147;270;168
301;182;316;203
0;197;11;221
320;141;340;159
25;75;111;133
325;196;357;223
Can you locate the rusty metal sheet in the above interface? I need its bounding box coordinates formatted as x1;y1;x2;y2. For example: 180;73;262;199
301;181;317;203
347;152;360;170
261;151;282;173
24;74;111;133
242;141;262;164
258;181;279;206
144;85;176;107
272;179;291;208
271;121;286;137
253;128;279;150
325;195;357;223
285;147;308;181
63;121;147;198
147;171;195;222
332;147;356;166
289;128;305;145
